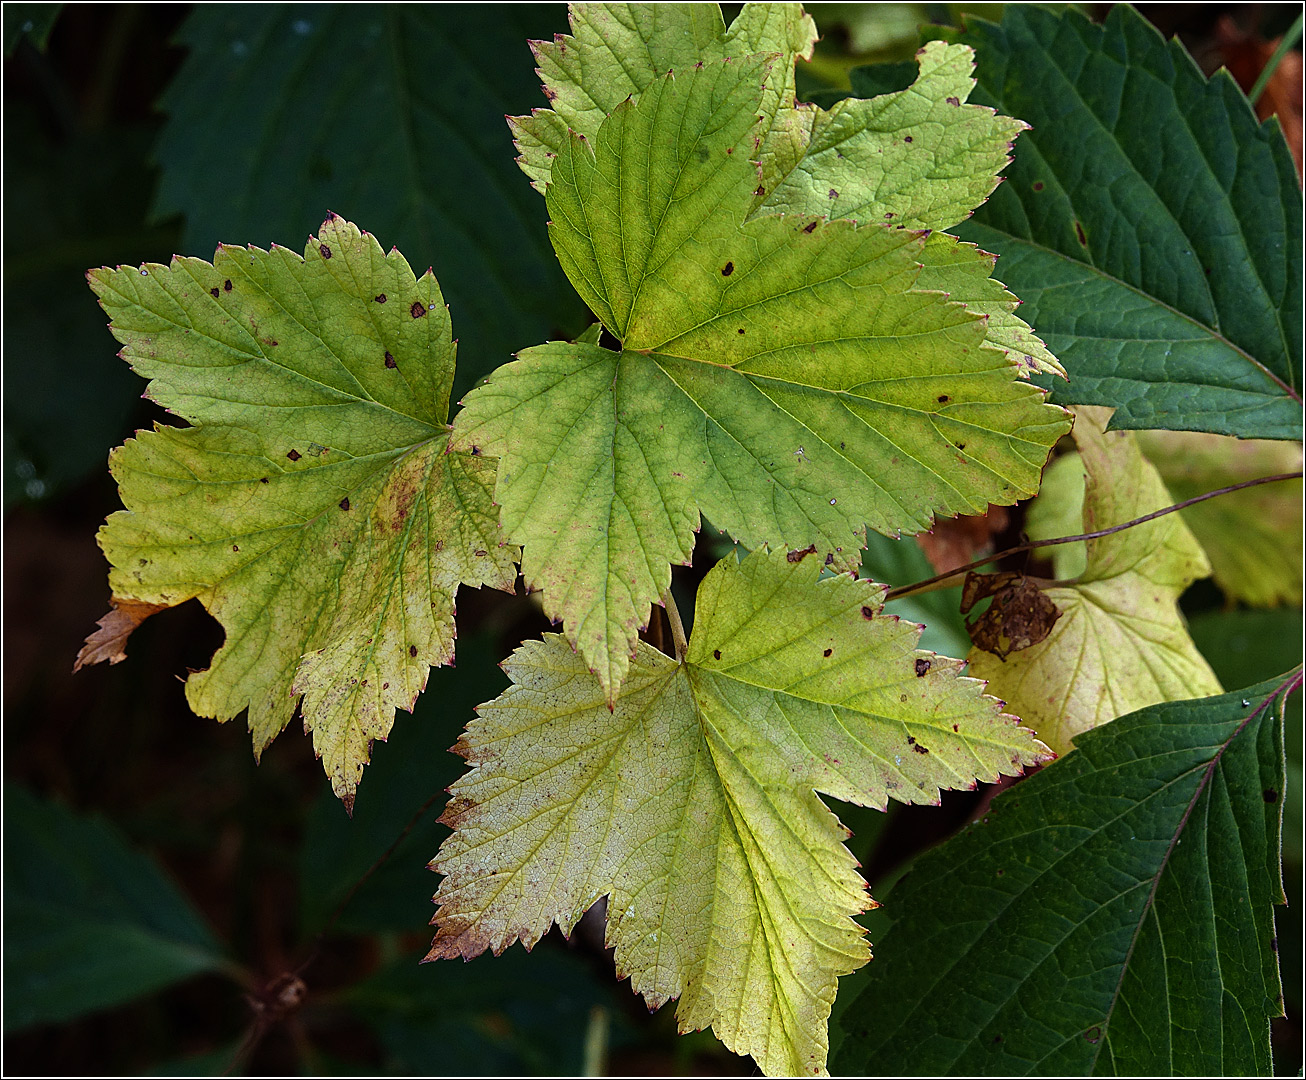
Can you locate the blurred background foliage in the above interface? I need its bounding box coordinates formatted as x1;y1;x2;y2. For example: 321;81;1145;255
3;3;1301;1074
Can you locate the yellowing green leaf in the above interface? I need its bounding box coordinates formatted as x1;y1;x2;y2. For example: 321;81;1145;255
428;548;1048;1076
510;2;816;195
968;407;1221;755
1136;429;1303;607
86;216;517;807
763;39;1021;231
457;55;1069;697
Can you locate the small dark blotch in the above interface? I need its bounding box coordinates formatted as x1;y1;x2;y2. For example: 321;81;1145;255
1084;1026;1102;1044
223;279;232;291
375;293;387;303
993;1035;1004;1044
1032;181;1045;191
339;497;351;511
884;212;895;219
320;243;333;259
232;544;240;552
824;553;833;565
904;135;913;143
956;442;966;451
753;185;766;197
726;147;734;154
907;736;916;745
260;477;269;484
915;658;931;677
996;868;1005;876
938;394;950;403
287;449;302;462
861;606;874;620
474;549;488;557
1074;220;1088;245
409;645;418;657
411;300;427;318
210;287;220;298
787;544;816;563
385;351;397;368
1264;788;1279;803
911;742;929;754
713;649;722;660
823;648;833;658
803;221;818;233
738;328;745;334
722;261;734;276
470;445;481;456
946;96;960;106
828;188;838;199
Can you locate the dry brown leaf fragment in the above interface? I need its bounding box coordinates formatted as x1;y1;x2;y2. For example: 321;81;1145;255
73;597;169;672
961;570;1061;660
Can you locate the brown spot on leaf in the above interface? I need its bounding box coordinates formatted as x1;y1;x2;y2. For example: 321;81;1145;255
223;279;232;291
722;261;734;276
713;649;722;660
74;598;170;671
1264;788;1279;803
385;351;397;368
232;544;240;552
1074;220;1088;245
947;96;961;106
828;188;838;198
803;221;818;233
210;287;220;298
320;243;332;259
411;300;427;318
962;571;1062;659
753;185;766;196
904;135;913;142
286;449;301;462
260;477;269;484
787;544;817;563
738;328;745;334
937;394;950;403
915;658;931;677
823;648;833;657
1033;181;1045;191
375;293;387;303
409;645;418;657
911;741;929;754
861;606;875;619
339;497;351;511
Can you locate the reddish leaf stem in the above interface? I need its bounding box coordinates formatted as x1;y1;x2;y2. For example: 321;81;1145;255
885;469;1303;602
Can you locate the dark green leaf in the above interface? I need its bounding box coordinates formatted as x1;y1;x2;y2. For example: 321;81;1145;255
348;943;627;1075
152;4;586;400
900;5;1301;439
3;104;176;505
4;3;61;54
3;785;227;1031
833;672;1296;1076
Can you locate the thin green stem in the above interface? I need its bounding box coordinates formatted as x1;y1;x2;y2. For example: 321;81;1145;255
662;586;689;662
885;469;1303;603
1249;13;1304;105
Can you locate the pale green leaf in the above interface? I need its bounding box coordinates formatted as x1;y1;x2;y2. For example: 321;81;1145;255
428;548;1048;1076
457;56;1068;696
1023;450;1088;579
86;216;517;806
762;40;1023;232
511;2;816;196
1136;429;1303;607
968;406;1221;755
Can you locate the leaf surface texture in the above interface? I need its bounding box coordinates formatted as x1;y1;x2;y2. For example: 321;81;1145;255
88;217;517;805
428;549;1048;1075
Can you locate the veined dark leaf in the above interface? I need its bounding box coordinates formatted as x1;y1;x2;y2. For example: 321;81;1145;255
3;785;227;1031
899;5;1303;439
833;671;1296;1076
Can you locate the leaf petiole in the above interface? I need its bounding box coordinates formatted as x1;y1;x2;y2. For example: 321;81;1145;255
886;468;1303;602
661;586;689;662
